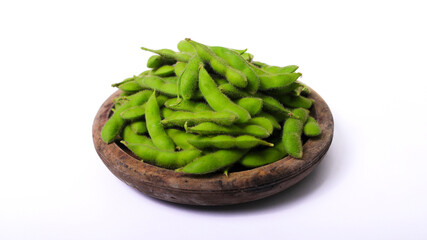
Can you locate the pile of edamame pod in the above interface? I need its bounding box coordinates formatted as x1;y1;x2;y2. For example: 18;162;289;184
101;39;322;175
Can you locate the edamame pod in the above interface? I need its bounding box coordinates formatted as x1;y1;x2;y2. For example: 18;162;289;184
218;83;250;99
263;65;299;74
217;83;293;118
303;116;322;137
177;149;248;174
118;80;144;92
166;129;197;150
136;75;203;99
145;92;175;151
256;112;281;130
240;140;287;168
120;104;146;120
179;56;202;100
122;142;202;169
258;72;302;90
246;117;274;134
282;108;310;158
161;111;238;127
152;65;175;77
177;40;195;53
188;135;274;149
277;94;314;109
140;46;192;62
111;76;134;88
147;55;176;69
187;122;270;138
258;94;293;118
186;39;248;88
198;65;251;124
121;125;154;147
236;97;263;116
119;94;168;120
174;62;187;77
164;98;212;112
161;107;175;118
130;121;147;134
101;90;153;143
249;63;301;90
210;46;259;94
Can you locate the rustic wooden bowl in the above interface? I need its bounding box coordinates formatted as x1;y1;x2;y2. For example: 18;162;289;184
92;88;333;206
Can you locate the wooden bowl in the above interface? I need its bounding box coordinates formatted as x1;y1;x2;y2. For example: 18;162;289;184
92;88;334;206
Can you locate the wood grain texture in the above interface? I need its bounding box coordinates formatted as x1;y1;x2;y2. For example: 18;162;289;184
92;88;334;206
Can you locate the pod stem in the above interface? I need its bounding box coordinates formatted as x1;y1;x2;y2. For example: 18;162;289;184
120;140;128;146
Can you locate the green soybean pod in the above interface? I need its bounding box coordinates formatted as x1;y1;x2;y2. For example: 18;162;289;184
118;80;144;92
187;135;274;149
282;108;310;158
210;46;259;94
246;117;274;135
130;121;147;134
145;92;175;151
258;72;302;90
122;142;202;169
258;94;293;118
263;65;299;74
249;63;302;90
267;82;300;95
120;104;146;120
112;96;129;110
251;61;269;68
166;128;197;150
147;55;176;69
198;65;251;124
135;75;178;97
235;97;263;116
161;76;178;84
179;56;202;100
101;90;153;144
161;111;238;127
249;62;269;75
140;46;192;62
121;125;154;147
187;122;270;138
213;77;228;86
186;39;248;88
177;40;195;53
177;149;248;174
218;83;250;99
292;82;310;96
304;116;322;137
241;52;254;62
256;112;281;130
136;75;204;99
277;94;314;109
111;76;135;88
119;93;168;120
138;70;152;77
147;55;163;68
174;62;187;77
240;140;287;168
161;107;175;119
152;65;175;77
164;98;212;112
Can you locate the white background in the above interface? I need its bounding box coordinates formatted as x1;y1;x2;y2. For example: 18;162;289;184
1;0;427;239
